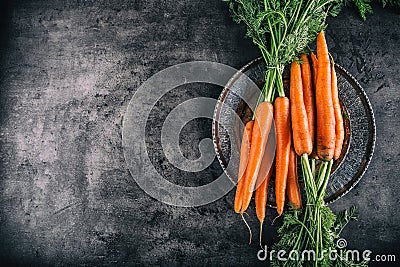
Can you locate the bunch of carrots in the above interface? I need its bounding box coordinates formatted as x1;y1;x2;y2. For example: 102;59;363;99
234;31;344;244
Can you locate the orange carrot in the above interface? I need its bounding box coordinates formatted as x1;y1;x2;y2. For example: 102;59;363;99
290;61;313;156
255;164;273;223
274;97;291;215
310;52;319;159
331;61;344;160
240;102;273;213
310;51;318;89
300;54;315;151
286;144;301;209
316;31;336;161
234;120;254;213
254;140;274;221
255;163;273;246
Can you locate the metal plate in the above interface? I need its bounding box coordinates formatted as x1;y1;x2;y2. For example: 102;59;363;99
212;57;376;204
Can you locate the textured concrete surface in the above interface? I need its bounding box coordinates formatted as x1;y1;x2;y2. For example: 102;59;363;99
0;0;399;266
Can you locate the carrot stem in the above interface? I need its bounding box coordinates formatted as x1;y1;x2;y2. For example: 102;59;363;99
317;160;333;197
311;158;316;178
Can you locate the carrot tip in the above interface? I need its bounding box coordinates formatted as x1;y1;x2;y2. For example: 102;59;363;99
271;214;281;226
241;213;252;244
259;221;264;251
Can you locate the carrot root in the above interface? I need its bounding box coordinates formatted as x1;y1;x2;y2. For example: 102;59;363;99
315;31;336;161
331;61;345;160
241;212;252;244
240;102;273;213
274;97;291;215
234;120;254;213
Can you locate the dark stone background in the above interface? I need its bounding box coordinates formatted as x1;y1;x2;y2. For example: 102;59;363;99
0;0;399;266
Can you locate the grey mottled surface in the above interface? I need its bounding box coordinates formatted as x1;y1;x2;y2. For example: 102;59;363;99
0;1;399;266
